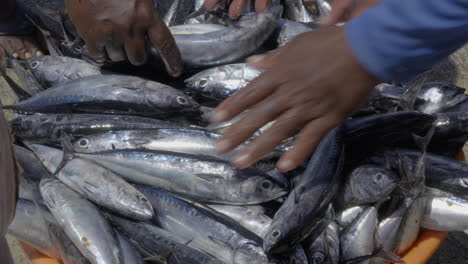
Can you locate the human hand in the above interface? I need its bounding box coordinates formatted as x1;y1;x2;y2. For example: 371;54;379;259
0;35;43;59
65;0;183;77
320;0;381;26
204;0;270;19
212;26;380;172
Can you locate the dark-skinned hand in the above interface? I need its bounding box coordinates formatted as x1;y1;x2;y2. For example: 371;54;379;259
212;26;380;172
65;0;183;77
204;0;270;19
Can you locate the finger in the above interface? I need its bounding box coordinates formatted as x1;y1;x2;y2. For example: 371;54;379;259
84;38;106;62
123;34;148;66
212;71;280;122
104;37;126;62
217;91;287;153
230;110;306;168
319;0;354;25
147;8;183;77
255;0;270;12
21;37;39;59
204;0;222;11
276;116;342;172
229;0;249;19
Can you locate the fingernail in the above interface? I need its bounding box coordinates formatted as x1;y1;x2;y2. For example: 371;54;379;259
25;52;32;59
35;51;43;57
212;110;228;123
277;159;294;172
216;140;231;153
12;53;18;58
232;153;250;168
246;55;266;65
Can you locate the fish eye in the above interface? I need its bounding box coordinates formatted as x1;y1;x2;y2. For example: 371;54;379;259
78;138;89;148
29;61;41;69
271;230;281;238
198;78;209;88
261;180;272;189
373;173;384;184
176;96;189;105
312;252;325;264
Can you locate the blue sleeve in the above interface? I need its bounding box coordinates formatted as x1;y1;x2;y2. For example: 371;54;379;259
345;0;468;82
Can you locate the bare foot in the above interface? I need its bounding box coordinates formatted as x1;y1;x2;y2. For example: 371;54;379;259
0;35;43;59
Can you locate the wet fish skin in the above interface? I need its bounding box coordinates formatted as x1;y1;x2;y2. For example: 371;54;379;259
185;63;262;101
340;165;398;207
395;197;425;255
8;199;60;260
163;0;194;26
304;221;340;264
206;204;272;238
75;149;287;204
170;23;226;34
10;114;178;144
422;195;468;231
14;145;51;180
115;232;143;264
170;6;282;67
9;58;44;96
335;206;366;228
433;111;468;144
26;55;102;87
18;175;41;201
29;144;154;221
263;126;344;253
137;186;270;264
284;0;318;23
340;206;378;263
369;149;468;196
40;178;121;264
107;213;224;264
4;75;199;117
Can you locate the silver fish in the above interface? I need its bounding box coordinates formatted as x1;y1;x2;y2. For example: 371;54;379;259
26;55;102;87
14;145;51;180
40;179;121;264
185;63;262;100
170;24;226;34
422;195;468;231
115;233;143;264
335;206;366;228
8;199;60;259
138;186;270;264
274;19;314;47
304;221;340;264
29;144;154;220
18;176;41;202
206;204;272;238
169;6;282;67
284;0;318;23
73;149;287;204
395;197;425;255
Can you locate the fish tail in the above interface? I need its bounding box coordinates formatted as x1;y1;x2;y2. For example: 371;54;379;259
399;75;426;111
412;126;435;154
372;229;405;263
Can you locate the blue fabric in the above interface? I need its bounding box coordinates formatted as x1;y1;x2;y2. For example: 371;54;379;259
345;0;468;82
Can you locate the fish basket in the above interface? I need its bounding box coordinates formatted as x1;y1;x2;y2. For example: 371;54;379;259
19;152;466;264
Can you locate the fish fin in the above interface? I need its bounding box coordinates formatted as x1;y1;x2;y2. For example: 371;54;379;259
193;173;225;183
412;126;435;154
34;3;71;42
184;6;207;20
399;76;426;111
371;248;405;264
25;14;63;56
54;134;76;176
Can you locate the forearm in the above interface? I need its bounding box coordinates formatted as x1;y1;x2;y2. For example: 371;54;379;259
345;0;468;82
0;0;16;19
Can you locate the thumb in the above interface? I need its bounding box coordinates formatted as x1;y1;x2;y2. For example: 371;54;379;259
246;50;279;70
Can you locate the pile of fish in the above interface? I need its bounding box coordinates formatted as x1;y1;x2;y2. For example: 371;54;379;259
2;1;468;264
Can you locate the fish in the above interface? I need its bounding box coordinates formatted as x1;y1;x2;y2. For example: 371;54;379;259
163;0;195;26
10;114;179;144
3;75;199;117
7;58;44;96
8;199;61;259
167;6;282;67
18;175;41;202
303;221;340;264
40;178;121;264
206;204;272;238
284;0;318;23
369;149;468;196
170;23;226;34
335;206;366;228
273;19;314;47
185;63;263;101
107;213;225;264
395;197;425;255
29;143;154;220
25;55;103;88
115;232;143;264
339;165;399;208
263;126;344;253
14;145;51;180
71;149;287;204
136;186;271;264
421;195;468;231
